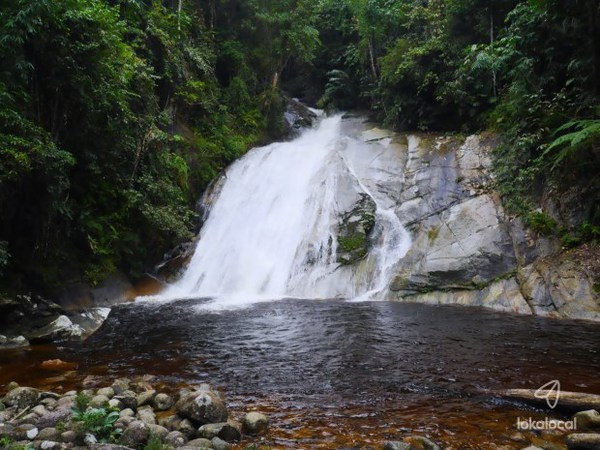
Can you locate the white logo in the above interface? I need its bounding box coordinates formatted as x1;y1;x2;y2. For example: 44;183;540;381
534;379;561;409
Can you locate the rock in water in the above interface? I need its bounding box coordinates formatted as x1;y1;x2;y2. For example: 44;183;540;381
242;412;269;435
575;410;600;431
566;433;600;449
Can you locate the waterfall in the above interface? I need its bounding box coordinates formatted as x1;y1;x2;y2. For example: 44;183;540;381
156;114;411;308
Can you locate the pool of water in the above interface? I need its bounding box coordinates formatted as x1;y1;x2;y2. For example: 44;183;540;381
2;299;600;449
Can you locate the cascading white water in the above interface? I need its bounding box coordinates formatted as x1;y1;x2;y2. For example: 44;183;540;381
157;114;411;307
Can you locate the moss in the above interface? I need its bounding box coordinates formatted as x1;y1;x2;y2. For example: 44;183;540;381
427;226;440;242
338;234;367;252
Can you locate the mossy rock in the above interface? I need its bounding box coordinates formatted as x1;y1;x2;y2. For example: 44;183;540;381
336;194;376;265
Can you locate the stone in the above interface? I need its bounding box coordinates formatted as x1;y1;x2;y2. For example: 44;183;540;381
241;412;268;435
40;359;78;371
336;193;377;265
158;414;181;430
136;390;156;407
40;398;57;409
118;420;149;447
164;430;187;447
186;437;213;448
0;335;29;348
566;433;600;449
136;406;156;425
211;437;232;450
36;409;71;429
108;398;123;410
147;424;169;440
32;405;48;416
383;442;411;450
404;435;441;450
119;408;135;418
521;447;545;450
198;422;241;441
90;394;110;408
13;424;39;440
495;389;600;412
175;390;228;425
26;315;83;343
575;410;600;431
111;379;131;396
153;393;174;411
37;427;59;441
97;387;115;398
113;391;137;411
177;418;197;439
60;430;77;443
4;387;41;410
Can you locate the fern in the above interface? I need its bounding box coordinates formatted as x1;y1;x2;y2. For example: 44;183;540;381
544;119;600;170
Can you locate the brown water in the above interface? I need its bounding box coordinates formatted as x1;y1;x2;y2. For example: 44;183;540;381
2;299;600;449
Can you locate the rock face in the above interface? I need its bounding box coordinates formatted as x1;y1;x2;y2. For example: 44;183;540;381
336;194;376;264
372;129;600;320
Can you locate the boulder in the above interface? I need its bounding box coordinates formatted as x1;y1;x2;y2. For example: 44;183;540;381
175;390;228;425
185;437;214;448
135;406;156;425
211;437;232;450
575;410;600;431
3;387;41;410
164;430;187;447
198;422;241;441
136;390;156;407
37;428;60;441
147;424;169;440
90;394;110;408
383;442;411;450
26;315;83;343
118;420;149;447
566;433;600;450
153;393;174;411
97;387;115;399
241;412;268;435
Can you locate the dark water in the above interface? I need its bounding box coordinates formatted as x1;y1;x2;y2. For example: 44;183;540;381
2;299;600;449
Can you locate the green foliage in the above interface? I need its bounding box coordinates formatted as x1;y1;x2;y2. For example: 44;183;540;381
525;211;557;235
544;119;600;170
70;404;120;443
74;392;91;411
144;434;168;450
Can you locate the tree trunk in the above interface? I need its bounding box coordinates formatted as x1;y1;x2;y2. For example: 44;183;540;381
368;38;378;80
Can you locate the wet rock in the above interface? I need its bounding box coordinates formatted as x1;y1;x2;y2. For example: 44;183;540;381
90;394;110;408
383;442;411;450
13;423;39;440
147;424;169;440
119;408;135;418
108;398;123;410
88;445;136;450
211;436;232;450
404;435;441;450
177;418;197;439
158;414;180;430
0;424;15;437
186;437;214;448
575;410;600;431
495;389;600;412
175;390;228;425
241;412;268;435
136;390;156;407
60;430;77;443
198;422;241;441
113;391;137;411
566;433;600;449
37;427;60;441
36;409;71;429
32;404;48;416
336;194;376;265
0;334;29;348
97;387;115;398
521;446;545;450
136;406;156;425
40;359;78;371
26;315;83;343
111;378;131;396
164;430;187;447
118;420;149;447
153;393;174;411
282;97;318;139
3;387;41;410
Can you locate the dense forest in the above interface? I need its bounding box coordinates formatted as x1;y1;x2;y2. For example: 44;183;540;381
0;0;599;296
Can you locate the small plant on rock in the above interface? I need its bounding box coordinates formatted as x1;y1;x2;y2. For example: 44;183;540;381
70;404;120;443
